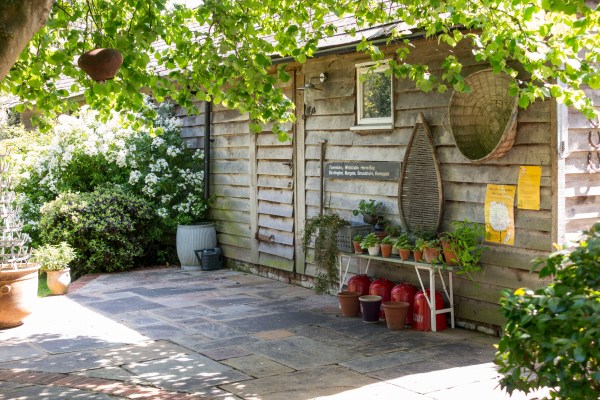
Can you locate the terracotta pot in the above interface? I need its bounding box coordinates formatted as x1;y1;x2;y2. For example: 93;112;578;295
423;247;441;263
353;241;364;254
77;48;123;82
347;274;372;296
380;244;392;258
337;291;361;317
46;268;71;295
359;295;382;323
413;249;423;262
0;265;40;329
441;239;459;266
398;248;411;261
391;283;418;325
367;244;380;256
382;301;410;330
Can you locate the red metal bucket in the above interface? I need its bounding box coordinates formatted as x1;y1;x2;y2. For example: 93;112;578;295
413;289;447;331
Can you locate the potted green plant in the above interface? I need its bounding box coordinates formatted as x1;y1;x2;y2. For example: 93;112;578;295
302;213;349;293
360;232;381;256
352;199;383;226
393;234;412;261
423;238;442;264
380;235;394;258
412;237;426;262
352;234;364;254
385;223;402;254
32;242;77;295
440;219;486;278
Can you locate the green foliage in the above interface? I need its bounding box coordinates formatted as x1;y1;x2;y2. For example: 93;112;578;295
9;102;209;244
413;237;427;251
39;185;162;278
441;219;487;277
301;213;349;294
352;199;383;225
32;242;76;272
393;234;411;250
360;232;380;249
381;235;394;245
0;0;598;135
353;234;363;242
495;223;600;400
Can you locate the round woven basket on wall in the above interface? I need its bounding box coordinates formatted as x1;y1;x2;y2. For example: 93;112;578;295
447;69;518;162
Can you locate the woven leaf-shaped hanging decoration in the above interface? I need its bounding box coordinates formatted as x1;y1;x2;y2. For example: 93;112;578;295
398;113;443;235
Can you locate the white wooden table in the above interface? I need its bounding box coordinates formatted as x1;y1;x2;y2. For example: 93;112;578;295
338;252;455;332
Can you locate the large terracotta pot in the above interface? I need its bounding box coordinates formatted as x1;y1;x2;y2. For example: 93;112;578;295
391;283;418;325
176;223;217;270
46;268;71;295
77;48;123;82
441;239;459;266
382;301;409;330
337;291;361;317
0;265;40;329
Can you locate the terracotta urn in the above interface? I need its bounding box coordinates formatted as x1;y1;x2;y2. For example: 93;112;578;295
46;268;71;295
78;48;123;82
0;265;40;329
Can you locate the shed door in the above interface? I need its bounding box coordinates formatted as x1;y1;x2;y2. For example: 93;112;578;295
254;71;302;272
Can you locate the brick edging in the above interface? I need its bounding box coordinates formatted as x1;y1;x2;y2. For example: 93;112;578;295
0;368;200;399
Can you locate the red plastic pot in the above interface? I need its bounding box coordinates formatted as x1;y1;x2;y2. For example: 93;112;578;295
413;289;447;331
348;274;372;296
369;277;395;319
391;283;418;325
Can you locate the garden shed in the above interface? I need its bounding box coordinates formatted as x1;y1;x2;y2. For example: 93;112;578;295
174;22;600;332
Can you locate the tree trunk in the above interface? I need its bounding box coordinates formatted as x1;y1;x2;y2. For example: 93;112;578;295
0;0;55;81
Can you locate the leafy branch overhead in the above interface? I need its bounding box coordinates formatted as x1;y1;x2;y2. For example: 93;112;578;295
1;0;598;132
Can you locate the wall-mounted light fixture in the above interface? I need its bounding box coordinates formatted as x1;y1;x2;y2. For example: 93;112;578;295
297;72;328;91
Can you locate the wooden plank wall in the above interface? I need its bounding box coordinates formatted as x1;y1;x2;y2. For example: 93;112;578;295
255;80;297;271
301;38;554;326
563;87;600;243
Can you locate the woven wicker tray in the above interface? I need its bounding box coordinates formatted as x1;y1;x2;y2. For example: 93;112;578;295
398;113;443;234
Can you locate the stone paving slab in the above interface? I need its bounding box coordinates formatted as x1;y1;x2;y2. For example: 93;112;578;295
94;340;192;364
0;384;117;399
246;336;357;370
220;364;381;400
221;354;295;378
86;296;166;315
0;351;109;374
124;353;252;392
340;349;427;373
0;343;45;363
225;310;333;333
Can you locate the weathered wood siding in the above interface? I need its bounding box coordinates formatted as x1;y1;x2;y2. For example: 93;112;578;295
255;79;297;271
300;39;554;326
563;88;600;243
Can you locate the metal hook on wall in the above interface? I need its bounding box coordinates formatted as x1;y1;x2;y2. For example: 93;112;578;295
587;152;600;174
589;130;600;149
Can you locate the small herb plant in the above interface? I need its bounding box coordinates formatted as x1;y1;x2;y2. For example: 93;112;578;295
384;223;402;237
413;237;427;251
353;234;362;242
495;223;600;400
393;234;411;250
440;219;486;277
302;213;349;294
360;232;380;249
352;199;383;225
381;235;394;245
32;242;77;272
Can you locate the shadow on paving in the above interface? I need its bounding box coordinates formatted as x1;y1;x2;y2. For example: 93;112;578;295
0;267;538;400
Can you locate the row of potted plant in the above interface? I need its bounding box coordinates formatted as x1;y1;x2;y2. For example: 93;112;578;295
352;219;486;277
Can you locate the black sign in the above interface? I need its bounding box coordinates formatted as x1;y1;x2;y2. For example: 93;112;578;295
325;161;401;181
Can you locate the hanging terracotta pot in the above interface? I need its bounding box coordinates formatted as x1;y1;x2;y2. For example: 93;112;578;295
78;48;123;82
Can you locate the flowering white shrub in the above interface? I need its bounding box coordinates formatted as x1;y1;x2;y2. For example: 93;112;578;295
11;102;209;242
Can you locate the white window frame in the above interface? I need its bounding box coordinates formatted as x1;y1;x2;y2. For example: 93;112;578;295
356;60;393;126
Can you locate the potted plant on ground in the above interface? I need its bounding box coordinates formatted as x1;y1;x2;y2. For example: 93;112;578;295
353;199;383;227
302;213;350;293
360;232;381;256
380;235;394;258
394;234;412;261
439;219;486;278
423;239;442;264
32;242;77;295
352;234;364;254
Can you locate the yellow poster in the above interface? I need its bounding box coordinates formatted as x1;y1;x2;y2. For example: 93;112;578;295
517;166;542;210
485;184;516;246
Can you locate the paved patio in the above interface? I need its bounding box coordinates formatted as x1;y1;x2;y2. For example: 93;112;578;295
0;267;546;399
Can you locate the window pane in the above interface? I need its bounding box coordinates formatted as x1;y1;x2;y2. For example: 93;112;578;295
361;71;391;119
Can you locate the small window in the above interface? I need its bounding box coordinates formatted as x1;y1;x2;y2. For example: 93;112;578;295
356;61;393;126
